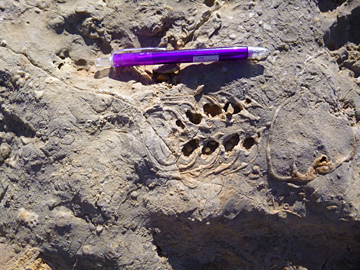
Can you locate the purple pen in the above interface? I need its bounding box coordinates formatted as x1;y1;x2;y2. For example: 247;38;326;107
95;46;268;67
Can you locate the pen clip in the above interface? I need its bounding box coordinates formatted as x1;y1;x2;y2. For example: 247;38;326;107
113;47;167;55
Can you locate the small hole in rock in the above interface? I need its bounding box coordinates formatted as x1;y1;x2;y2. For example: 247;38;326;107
245;98;252;104
75;59;87;66
224;102;241;114
182;139;199;156
58;63;64;70
57;49;69;59
203;104;222;117
319;156;327;163
204;0;215;7
186;110;202;124
202;140;219;155
176;119;185;129
224;134;240;152
243;137;255;150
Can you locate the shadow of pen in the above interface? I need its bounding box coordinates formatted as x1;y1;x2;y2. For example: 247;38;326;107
176;60;264;94
94;60;265;91
94;66;156;85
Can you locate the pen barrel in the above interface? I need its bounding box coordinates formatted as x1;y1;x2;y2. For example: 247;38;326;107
112;52;155;67
153;47;248;64
112;47;249;67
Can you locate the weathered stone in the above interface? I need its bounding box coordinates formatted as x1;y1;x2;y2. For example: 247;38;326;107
0;0;360;269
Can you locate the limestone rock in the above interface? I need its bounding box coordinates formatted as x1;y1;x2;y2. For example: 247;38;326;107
0;0;360;269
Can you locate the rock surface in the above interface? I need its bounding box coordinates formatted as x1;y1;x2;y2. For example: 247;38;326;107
1;0;360;269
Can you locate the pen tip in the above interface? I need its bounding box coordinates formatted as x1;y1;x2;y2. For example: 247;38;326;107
95;58;111;67
248;47;270;59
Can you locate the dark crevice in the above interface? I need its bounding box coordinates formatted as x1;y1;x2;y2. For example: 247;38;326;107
203;104;222;117
204;0;215;8
186;110;202;124
224;134;240;152
202;140;219;155
75;59;87;66
182;139;199;156
152;234;167;258
243;137;255;150
224;102;242;114
319;156;328;163
175;119;185;129
0;185;8;204
57;63;64;70
156;244;166;257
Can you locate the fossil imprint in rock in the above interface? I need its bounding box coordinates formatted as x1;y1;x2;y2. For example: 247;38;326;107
266;95;357;183
144;91;266;184
143;90;356;184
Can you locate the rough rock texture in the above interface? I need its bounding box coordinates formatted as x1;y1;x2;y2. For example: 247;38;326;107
1;0;360;269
